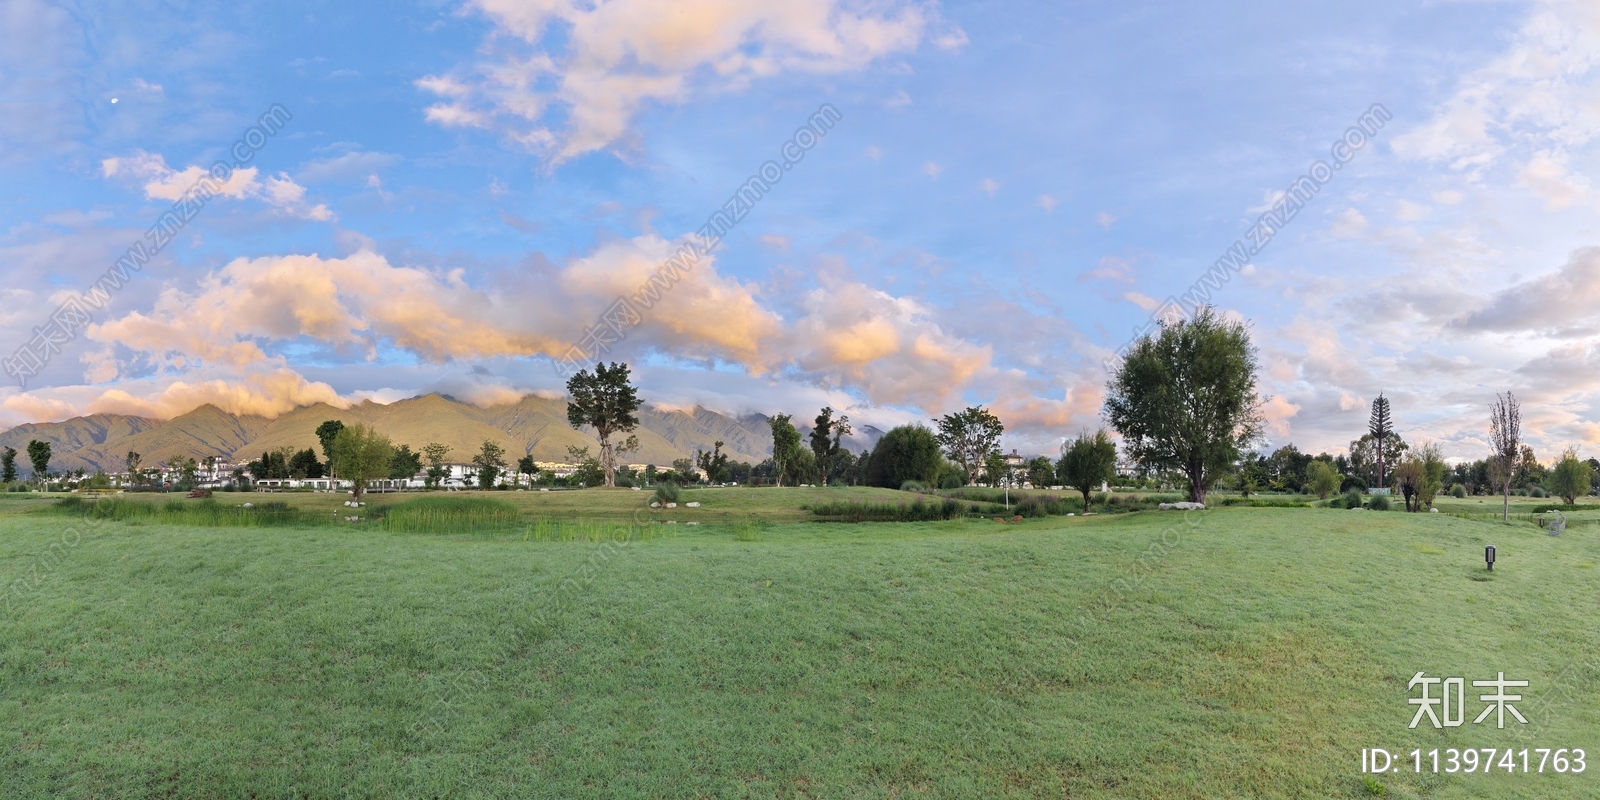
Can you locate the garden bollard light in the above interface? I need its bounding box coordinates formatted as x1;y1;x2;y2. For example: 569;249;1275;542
1486;544;1496;572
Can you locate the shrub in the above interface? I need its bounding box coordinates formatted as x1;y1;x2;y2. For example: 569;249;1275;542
653;484;681;504
1340;489;1363;509
899;480;928;492
1530;486;1547;498
1450;484;1467;498
1368;493;1391;511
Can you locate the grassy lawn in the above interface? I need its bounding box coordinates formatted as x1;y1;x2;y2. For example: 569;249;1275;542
29;485;919;525
3;495;1598;798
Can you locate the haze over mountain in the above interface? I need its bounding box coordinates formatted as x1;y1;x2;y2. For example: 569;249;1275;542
0;394;884;476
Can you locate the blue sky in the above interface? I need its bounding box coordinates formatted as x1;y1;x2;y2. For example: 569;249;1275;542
3;0;1598;459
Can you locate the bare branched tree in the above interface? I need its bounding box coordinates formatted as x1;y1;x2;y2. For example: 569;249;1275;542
1487;392;1520;521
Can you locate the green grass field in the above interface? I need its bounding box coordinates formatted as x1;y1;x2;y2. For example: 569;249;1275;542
3;490;1598;798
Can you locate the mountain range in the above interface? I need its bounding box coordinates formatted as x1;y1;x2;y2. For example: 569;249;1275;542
0;393;885;475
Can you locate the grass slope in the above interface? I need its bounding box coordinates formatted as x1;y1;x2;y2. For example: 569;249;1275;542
2;501;1597;798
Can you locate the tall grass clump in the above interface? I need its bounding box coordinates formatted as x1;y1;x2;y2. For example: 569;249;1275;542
380;496;521;533
1013;495;1076;517
523;519;667;542
54;496;327;527
731;518;764;542
653;484;681;505
811;497;962;522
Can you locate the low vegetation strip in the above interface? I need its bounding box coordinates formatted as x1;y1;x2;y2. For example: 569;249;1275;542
51;496;329;527
809;497;963;522
1215;496;1314;508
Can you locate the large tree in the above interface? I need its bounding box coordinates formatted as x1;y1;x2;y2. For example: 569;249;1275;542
0;446;15;484
288;448;325;479
1104;307;1264;504
565;362;641;488
1348;431;1408;489
472;440;507;490
315;420;345;476
422;442;451;489
26;440;51;488
697;440;731;484
1368;393;1393;490
1487;392;1520;521
389;444;422;481
769;413;802;487
1057;429;1118;510
862;425;942;488
1551;448;1593;506
330;423;394;500
934;406;1004;486
1306;459;1342;499
808;407;851;486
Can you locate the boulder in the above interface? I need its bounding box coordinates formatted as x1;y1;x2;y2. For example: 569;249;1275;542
1158;502;1206;511
685;502;700;508
666;502;677;508
650;502;660;508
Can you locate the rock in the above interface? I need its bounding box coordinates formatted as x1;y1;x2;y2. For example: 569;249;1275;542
686;521;699;526
1158;502;1205;511
666;502;677;508
650;502;660;508
242;502;253;508
539;488;549;492
632;487;642;491
685;502;700;508
1066;513;1075;517
1430;507;1439;513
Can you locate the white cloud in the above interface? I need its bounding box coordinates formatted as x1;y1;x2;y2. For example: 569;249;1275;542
1519;151;1589;210
419;0;943;164
101;150;334;221
1392;0;1600;172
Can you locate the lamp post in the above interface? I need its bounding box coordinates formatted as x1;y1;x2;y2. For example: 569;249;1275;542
1486;544;1496;572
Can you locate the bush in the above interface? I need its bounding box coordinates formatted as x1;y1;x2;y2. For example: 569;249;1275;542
899;480;928;492
1336;489;1363;509
653;484;681;504
1368;493;1391;511
1450;484;1467;498
1530;486;1547;498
